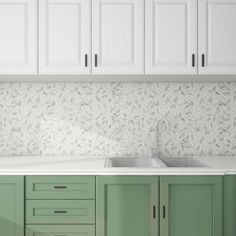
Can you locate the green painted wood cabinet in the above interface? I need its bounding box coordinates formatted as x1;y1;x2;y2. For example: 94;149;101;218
96;176;159;236
223;175;236;236
26;176;95;199
26;199;95;224
0;176;24;236
160;176;222;236
26;225;95;236
0;175;226;236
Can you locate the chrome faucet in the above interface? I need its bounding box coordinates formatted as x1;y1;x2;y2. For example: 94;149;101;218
152;119;169;158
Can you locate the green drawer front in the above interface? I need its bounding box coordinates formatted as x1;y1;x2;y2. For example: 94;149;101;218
26;200;95;224
26;225;95;236
26;176;95;199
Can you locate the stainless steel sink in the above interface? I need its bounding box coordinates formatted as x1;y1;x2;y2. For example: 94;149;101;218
105;157;166;168
160;157;207;167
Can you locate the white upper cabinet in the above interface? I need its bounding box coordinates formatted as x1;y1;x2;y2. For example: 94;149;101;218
199;0;236;74
39;0;91;74
145;0;197;74
92;0;144;74
0;0;37;74
0;0;235;76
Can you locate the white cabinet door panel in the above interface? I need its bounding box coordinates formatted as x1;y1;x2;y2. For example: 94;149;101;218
0;0;37;74
145;0;197;74
39;0;91;74
92;0;144;74
199;0;236;74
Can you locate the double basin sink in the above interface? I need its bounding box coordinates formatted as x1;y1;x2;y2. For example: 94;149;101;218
105;156;206;168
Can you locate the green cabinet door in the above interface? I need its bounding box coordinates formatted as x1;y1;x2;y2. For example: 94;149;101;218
223;175;236;236
0;176;24;236
160;176;222;236
96;176;158;236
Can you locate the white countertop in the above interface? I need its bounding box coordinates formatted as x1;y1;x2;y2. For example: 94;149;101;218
0;155;236;175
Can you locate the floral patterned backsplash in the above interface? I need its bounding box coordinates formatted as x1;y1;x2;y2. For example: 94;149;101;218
0;82;235;157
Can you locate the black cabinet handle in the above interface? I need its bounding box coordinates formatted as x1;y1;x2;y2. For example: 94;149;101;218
85;54;88;67
202;54;205;67
54;210;67;214
153;205;156;219
163;205;166;219
53;185;67;189
95;54;98;67
192;54;195;67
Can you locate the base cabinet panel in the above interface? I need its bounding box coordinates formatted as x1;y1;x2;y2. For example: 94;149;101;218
26;199;95;224
160;176;222;236
223;175;236;236
26;176;95;199
26;225;95;236
96;176;158;236
0;174;227;236
0;176;24;236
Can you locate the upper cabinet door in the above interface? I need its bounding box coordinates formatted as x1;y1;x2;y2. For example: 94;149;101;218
92;0;144;74
145;0;197;74
0;0;37;74
39;0;91;74
199;0;236;74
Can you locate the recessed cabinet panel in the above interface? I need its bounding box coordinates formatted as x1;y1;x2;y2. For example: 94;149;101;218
0;176;24;236
160;176;222;236
92;0;144;74
26;200;95;224
26;225;95;236
145;0;197;74
39;0;91;74
0;0;37;74
199;0;236;74
223;176;236;236
96;176;158;236
26;176;95;199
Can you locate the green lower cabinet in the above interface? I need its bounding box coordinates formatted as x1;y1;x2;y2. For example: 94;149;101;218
0;176;24;236
160;176;222;236
26;199;95;224
96;176;159;236
0;175;226;236
26;225;95;236
26;176;95;200
223;175;236;236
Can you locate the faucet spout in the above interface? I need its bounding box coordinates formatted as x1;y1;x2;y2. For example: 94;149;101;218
153;119;169;158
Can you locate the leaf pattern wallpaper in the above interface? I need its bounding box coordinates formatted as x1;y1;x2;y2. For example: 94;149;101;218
0;82;235;157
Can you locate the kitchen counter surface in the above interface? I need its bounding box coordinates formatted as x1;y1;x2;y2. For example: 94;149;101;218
0;155;236;175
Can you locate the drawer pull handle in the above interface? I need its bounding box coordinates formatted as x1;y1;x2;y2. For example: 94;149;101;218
95;54;98;67
54;235;66;236
153;205;156;219
163;205;166;219
202;54;205;67
192;54;195;67
54;186;67;189
54;210;67;214
85;54;88;67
